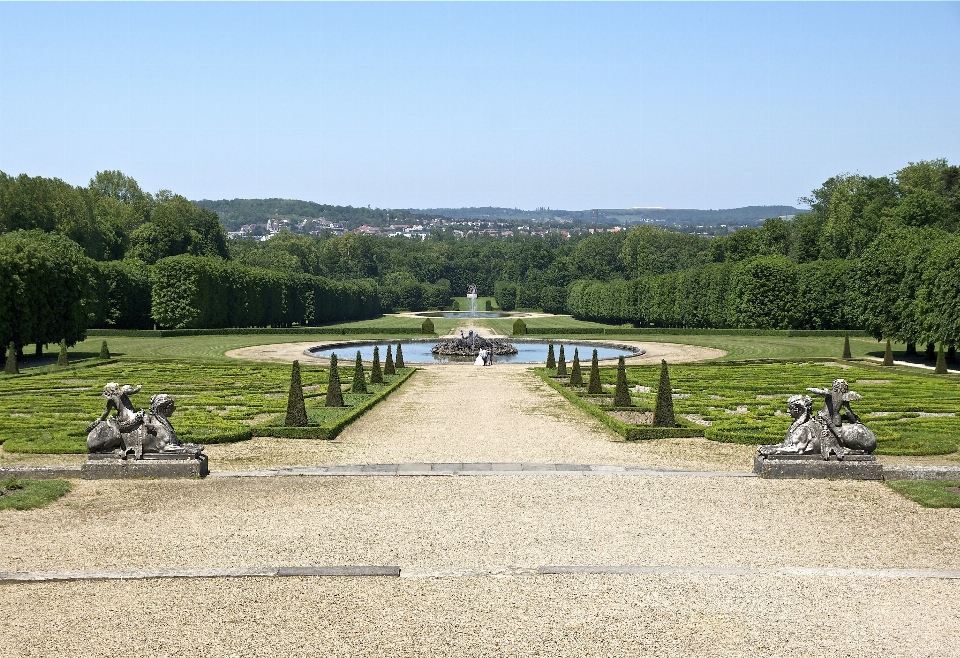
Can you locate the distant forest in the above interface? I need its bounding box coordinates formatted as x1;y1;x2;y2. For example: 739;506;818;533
193;199;445;232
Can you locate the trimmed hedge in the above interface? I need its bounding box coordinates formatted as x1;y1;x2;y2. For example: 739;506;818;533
523;327;872;337
536;369;704;441
86;326;423;338
254;367;416;440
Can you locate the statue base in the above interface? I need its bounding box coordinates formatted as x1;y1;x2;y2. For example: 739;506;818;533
81;453;209;480
753;453;882;480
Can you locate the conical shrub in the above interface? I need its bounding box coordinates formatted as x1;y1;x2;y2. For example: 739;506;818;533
512;318;526;336
546;344;556;369
370;346;384;384
557;344;567;377
4;342;18;375
57;340;69;367
351;350;368;394
99;340;110;359
325;353;344;407
653;360;676;427
384;344;396;375
935;344;948;374
587;349;602;394
285;360;308;426
570;348;583;386
485;300;493;311
883;339;893;366
842;336;851;359
613;356;632;407
395;343;405;369
421;318;435;334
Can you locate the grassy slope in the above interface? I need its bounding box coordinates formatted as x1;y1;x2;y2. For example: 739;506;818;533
0;478;72;511
887;480;960;508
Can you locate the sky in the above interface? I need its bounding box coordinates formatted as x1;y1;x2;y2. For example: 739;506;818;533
1;2;958;211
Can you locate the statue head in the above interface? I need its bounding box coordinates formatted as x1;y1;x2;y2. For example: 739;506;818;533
832;378;849;394
102;382;121;399
150;393;175;418
787;394;812;420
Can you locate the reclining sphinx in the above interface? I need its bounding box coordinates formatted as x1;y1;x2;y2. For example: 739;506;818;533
86;383;203;460
758;378;876;459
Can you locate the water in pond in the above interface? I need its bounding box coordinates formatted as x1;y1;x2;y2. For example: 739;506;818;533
308;340;638;364
415;311;512;319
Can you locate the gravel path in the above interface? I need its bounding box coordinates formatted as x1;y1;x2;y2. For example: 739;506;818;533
2;476;958;656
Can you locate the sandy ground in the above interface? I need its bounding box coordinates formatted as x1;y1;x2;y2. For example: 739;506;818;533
2;475;959;656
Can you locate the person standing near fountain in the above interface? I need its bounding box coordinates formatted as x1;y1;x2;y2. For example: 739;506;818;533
475;348;487;366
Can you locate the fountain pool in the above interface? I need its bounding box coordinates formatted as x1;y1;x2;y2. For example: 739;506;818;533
306;339;643;364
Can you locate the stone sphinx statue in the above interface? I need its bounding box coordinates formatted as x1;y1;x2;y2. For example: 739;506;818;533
86;382;203;460
758;379;877;460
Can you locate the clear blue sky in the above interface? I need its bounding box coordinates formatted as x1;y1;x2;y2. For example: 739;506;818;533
1;2;958;210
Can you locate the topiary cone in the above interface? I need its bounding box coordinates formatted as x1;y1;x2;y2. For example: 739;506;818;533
935;344;948;374
285;360;308;426
613;356;632;407
557;344;567;377
512;318;526;336
395;343;405;369
653;359;676;427
4;341;18;375
421;318;434;334
842;336;851;359
546;344;556;369
370;346;384;384
99;340;110;359
325;353;344;407
384;344;396;375
883;339;893;366
57;340;69;367
351;350;368;394
570;348;583;386
587;349;602;394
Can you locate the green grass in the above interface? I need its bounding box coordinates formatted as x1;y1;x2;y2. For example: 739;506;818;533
0;360;414;453
886;480;960;508
545;361;960;455
0;478;72;511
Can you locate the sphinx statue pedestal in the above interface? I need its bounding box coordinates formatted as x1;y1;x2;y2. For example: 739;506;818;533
753;453;882;480
82;452;209;480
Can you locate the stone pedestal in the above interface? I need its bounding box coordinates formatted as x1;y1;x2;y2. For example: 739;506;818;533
81;453;208;479
754;453;882;480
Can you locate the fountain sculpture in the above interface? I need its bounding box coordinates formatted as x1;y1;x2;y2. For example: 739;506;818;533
431;329;518;360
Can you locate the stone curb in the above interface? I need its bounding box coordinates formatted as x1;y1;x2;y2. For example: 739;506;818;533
0;466;82;480
209;463;758;478
882;465;960;481
3;564;959;584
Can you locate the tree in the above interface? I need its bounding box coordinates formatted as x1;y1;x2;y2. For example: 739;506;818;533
653;360;676;427
883;339;893;366
370;346;384;384
557;344;567;377
4;341;17;374
613;356;632;407
546;344;556;369
935;344;948;374
351;350;368;394
395;343;405;369
570;348;583;386
587;349;602;394
99;341;110;359
842;336;851;359
57;340;69;367
285;360;308;426
325;353;344;407
0;230;92;352
384;344;395;375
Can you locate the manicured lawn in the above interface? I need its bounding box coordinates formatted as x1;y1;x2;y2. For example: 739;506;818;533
0;359;413;453
546;360;960;455
886;480;960;508
0;478;72;511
